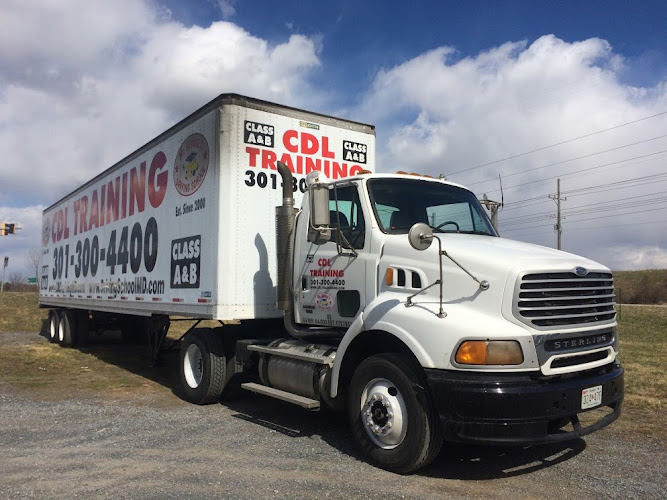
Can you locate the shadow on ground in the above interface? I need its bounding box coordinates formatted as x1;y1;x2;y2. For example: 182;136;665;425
35;326;586;479
222;393;586;480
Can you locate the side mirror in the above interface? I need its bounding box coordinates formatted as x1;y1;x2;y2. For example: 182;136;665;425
408;223;433;251
307;183;331;244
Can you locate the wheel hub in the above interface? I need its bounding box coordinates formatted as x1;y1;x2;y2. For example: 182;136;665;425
361;379;407;449
183;344;204;389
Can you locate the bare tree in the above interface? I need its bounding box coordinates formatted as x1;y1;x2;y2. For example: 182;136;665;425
26;248;41;279
9;271;26;285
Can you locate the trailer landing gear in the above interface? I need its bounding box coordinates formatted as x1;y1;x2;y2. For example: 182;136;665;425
146;315;170;367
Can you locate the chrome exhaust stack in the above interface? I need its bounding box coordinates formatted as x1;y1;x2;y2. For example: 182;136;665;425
275;163;341;339
275;161;295;312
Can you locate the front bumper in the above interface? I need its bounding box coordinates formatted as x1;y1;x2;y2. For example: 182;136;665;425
425;362;624;445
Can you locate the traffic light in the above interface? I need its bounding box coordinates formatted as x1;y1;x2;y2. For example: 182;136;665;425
0;223;17;236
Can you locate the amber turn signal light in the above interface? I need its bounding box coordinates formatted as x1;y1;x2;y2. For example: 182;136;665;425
455;340;523;365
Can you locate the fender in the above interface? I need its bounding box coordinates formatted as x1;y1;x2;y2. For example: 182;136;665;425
330;295;436;398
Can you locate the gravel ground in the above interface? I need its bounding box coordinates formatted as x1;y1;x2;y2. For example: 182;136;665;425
0;333;665;499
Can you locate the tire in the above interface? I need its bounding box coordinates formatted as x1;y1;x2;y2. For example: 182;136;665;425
179;328;227;405
348;353;443;474
58;310;75;347
48;310;59;343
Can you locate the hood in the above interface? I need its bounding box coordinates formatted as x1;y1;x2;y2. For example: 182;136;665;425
379;233;609;311
435;234;609;275
379;233;610;304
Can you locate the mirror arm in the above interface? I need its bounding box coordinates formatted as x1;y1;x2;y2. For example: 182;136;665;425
440;249;490;290
406;234;446;318
334;229;359;257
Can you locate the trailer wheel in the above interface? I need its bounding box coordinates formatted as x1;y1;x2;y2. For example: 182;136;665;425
179;329;227;405
48;310;59;343
57;310;75;347
348;353;443;474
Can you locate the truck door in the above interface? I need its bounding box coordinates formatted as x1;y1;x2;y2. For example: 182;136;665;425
294;183;368;329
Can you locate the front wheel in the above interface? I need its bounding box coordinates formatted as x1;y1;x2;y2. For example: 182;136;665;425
348;353;443;474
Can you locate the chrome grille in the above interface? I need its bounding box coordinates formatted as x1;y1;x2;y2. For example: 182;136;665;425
514;272;616;329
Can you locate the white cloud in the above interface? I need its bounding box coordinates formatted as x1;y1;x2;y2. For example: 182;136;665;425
0;0;157;89
598;245;667;271
359;35;667;270
1;2;665;274
136;23;320;118
217;0;236;19
0;0;323;274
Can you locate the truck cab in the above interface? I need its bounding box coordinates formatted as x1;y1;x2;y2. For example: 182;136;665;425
269;166;623;472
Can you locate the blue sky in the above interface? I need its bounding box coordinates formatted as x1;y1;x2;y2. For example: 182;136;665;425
167;0;667;91
1;0;666;276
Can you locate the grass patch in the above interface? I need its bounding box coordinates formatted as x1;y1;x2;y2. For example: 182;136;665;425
0;292;218;404
1;290;665;439
0;292;48;333
0;335;182;404
615;304;667;438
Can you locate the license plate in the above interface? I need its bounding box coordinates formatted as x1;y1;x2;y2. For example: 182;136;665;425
581;385;602;409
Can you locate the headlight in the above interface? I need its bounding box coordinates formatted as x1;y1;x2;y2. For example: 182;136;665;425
455;340;524;365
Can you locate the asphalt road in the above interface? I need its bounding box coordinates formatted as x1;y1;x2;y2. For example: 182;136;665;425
0;334;665;499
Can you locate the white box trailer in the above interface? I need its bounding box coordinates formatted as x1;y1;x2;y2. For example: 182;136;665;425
41;94;623;474
40;94;375;319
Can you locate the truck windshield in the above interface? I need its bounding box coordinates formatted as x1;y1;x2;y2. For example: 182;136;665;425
367;178;497;236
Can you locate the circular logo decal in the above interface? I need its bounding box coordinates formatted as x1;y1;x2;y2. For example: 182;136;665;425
174;133;209;196
315;292;334;311
42;215;51;247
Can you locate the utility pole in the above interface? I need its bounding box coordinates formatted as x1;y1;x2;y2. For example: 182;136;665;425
480;196;502;232
1;256;8;292
549;179;566;250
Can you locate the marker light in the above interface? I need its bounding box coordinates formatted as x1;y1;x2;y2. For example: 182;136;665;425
385;267;394;286
455;340;523;365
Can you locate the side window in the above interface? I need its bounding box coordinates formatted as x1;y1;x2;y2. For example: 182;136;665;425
329;185;365;250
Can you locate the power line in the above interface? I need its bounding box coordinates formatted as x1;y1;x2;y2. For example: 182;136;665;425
563;192;667;216
563;173;667;196
565;219;667;232
502;198;552;212
447;110;667;177
501;190;667;227
501;222;555;233
501;205;667;232
465;134;667;188
485;149;667;195
502;172;667;212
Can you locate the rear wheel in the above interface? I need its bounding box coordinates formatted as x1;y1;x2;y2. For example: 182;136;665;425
179;329;227;405
348;353;443;474
58;310;75;347
48;310;59;343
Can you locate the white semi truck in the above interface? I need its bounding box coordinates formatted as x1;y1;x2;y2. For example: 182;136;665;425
40;94;623;473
